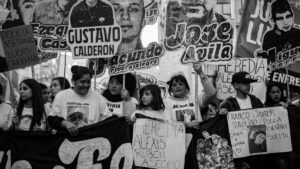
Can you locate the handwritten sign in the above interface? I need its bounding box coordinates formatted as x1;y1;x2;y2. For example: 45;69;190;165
0;25;39;72
132;119;185;169
227;107;292;158
204;58;268;101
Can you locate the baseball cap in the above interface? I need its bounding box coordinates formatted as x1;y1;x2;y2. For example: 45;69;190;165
231;71;257;84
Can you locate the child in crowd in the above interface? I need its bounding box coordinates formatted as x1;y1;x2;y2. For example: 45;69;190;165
11;79;49;131
102;73;137;119
131;84;171;122
265;83;288;108
50;77;71;101
48;66;106;136
40;83;51;104
220;71;264;114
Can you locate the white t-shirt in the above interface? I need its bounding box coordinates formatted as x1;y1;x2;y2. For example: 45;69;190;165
236;95;252;110
18;104;50;131
103;97;137;117
49;89;107;127
164;95;202;122
0;103;14;130
131;109;171;122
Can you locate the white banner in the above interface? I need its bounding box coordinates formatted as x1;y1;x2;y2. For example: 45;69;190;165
132;119;185;169
227;107;292;158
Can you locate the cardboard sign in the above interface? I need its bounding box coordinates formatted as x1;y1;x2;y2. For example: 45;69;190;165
0;25;39;72
204;58;268;101
132;119;185;169
227;107;292;158
163;0;233;64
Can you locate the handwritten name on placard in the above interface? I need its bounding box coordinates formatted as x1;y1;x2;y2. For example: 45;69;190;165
132;119;185;169
227;107;292;158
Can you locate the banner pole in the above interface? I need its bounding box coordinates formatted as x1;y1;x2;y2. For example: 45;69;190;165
63;52;67;89
31;65;35;79
122;73;126;116
286;67;290;101
194;71;199;121
93;59;98;91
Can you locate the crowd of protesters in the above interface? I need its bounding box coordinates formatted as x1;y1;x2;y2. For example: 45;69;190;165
0;62;298;169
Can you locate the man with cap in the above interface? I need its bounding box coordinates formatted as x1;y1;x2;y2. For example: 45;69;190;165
220;71;264;113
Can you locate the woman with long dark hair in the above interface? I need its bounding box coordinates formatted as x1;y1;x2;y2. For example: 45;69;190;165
264;84;287;107
12;79;49;131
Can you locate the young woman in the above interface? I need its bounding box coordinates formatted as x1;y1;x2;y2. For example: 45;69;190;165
50;77;71;101
48;66;106;136
131;84;171;122
102;73;137;118
265;84;288;108
0;83;14;130
12;79;49;131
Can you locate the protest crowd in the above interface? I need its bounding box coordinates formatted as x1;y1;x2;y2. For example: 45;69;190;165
0;0;300;169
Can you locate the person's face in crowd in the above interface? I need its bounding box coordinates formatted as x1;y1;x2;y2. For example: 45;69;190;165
111;0;144;41
203;131;210;139
19;82;32;101
141;89;153;106
254;133;266;145
269;86;282;103
85;0;97;7
171;80;187;98
50;80;62;98
275;11;293;32
18;0;35;25
235;83;251;95
73;74;91;95
42;88;51;103
108;77;122;95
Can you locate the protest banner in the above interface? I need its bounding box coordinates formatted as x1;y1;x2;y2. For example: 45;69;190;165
132;119;185;169
0;25;39;73
203;58;268;101
227;107;292;158
268;68;300;93
0;117;133;169
236;0;300;71
163;0;234;64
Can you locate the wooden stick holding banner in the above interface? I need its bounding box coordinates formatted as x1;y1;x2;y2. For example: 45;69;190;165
31;65;35;79
63;52;67;88
194;71;199;120
122;73;126;116
286;67;290;100
93;59;98;91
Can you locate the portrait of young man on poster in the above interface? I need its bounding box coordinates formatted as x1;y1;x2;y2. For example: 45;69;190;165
259;0;300;67
70;0;114;27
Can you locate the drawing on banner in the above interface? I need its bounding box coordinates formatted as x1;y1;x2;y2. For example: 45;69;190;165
67;0;121;59
227;107;292;158
132;119;185;169
255;0;300;71
164;0;233;64
66;105;89;128
248;125;267;154
196;131;235;169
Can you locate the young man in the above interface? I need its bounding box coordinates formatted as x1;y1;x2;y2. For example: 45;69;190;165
220;71;264;113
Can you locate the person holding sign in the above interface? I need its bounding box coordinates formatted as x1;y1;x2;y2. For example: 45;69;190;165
70;0;114;27
164;62;217;128
10;79;49;131
48;66;107;136
109;0;146;54
131;84;171;122
220;71;264;114
102;73;137;118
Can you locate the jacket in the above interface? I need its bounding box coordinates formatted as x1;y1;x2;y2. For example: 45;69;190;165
220;94;264;112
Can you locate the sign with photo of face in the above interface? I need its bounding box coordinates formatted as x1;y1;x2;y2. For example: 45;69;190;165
67;0;122;59
163;0;234;64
